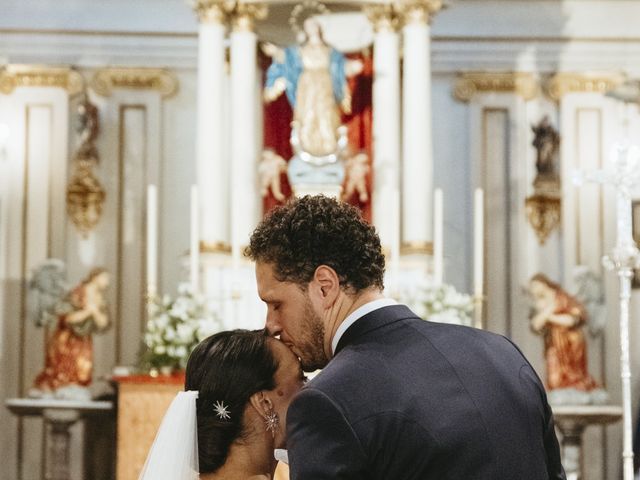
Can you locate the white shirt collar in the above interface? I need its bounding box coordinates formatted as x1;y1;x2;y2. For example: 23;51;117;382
331;298;398;355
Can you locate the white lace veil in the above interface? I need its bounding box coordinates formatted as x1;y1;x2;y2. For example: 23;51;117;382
138;390;199;480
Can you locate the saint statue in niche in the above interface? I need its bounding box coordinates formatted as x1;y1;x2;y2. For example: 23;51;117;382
531;115;560;180
28;259;110;400
528;273;599;393
263;17;362;159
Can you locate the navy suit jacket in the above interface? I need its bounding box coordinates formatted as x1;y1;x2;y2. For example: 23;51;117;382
286;305;565;479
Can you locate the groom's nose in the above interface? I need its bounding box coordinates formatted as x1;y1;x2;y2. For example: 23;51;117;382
265;315;281;337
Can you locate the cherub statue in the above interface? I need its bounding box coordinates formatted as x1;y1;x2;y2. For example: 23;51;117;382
528;273;599;393
342;151;369;203
29;260;110;399
258;150;288;202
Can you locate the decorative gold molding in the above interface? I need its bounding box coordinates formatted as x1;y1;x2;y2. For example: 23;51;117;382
545;73;626;102
91;68;179;98
394;0;443;25
364;5;401;33
454;72;538;102
0;65;84;95
400;241;433;255
200;240;232;254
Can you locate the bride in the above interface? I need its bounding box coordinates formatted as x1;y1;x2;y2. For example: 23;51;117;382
139;330;305;480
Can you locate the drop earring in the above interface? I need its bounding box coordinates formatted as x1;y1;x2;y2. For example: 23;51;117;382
265;409;279;438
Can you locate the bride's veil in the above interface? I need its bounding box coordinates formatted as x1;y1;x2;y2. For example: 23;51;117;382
138;390;199;480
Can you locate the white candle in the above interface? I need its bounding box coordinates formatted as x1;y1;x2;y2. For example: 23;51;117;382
433;188;443;286
473;188;484;297
146;184;158;296
190;185;200;294
390;189;401;267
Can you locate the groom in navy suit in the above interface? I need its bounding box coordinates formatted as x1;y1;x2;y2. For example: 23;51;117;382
247;195;565;480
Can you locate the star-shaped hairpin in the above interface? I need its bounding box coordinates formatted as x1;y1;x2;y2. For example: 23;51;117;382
213;400;231;420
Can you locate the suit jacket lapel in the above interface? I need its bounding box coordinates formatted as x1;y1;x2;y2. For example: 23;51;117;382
334;304;420;355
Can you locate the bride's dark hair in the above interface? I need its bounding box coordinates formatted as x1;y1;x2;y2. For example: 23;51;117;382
185;330;279;474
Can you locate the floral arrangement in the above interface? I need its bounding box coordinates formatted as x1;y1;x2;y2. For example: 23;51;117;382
140;283;222;372
400;281;474;327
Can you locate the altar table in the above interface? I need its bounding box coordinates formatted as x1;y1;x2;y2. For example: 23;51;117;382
114;373;289;480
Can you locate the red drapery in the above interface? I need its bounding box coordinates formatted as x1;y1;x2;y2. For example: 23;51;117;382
260;50;373;221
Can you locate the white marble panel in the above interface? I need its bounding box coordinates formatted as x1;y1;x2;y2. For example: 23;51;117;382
468;93;529;345
559;92;619;480
85;89;162;369
0;86;70;480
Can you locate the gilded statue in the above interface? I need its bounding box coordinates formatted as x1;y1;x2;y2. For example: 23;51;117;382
28;259;110;400
528;273;598;392
263;17;362;159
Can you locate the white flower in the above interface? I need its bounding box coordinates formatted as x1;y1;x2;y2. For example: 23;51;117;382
175;345;187;358
402;282;474;327
155;314;170;330
142;286;222;369
176;323;194;344
197;318;220;340
177;282;192;296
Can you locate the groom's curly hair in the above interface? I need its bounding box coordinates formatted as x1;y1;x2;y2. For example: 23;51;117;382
246;195;385;292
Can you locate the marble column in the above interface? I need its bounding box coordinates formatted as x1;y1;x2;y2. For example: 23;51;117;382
229;4;265;263
400;0;442;255
192;0;230;252
368;7;401;260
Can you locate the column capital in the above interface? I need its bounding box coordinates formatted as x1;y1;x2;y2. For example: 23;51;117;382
394;0;444;25
230;3;268;32
190;0;227;24
364;5;401;33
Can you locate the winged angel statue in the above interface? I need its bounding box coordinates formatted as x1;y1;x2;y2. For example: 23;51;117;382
28;259;110;400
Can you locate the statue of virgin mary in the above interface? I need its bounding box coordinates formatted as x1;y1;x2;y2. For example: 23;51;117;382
264;17;360;158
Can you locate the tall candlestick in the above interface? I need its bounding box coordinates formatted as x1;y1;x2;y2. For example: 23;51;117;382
433;188;443;286
473;188;484;328
146;184;158;297
190;185;200;294
473;188;484;295
391;189;401;267
580;142;640;479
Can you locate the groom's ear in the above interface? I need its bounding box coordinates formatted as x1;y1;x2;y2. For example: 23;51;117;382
312;265;340;307
249;391;273;420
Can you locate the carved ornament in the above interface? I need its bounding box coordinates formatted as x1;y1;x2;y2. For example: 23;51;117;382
0;65;84;95
200;241;232;254
190;0;228;24
231;3;268;32
394;0;443;25
66;96;106;236
545;73;626;101
400;241;434;255
454;72;538;102
91;68;178;98
364;4;401;32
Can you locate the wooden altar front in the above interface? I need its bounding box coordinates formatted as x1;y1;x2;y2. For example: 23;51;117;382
114;373;289;480
114;373;185;480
